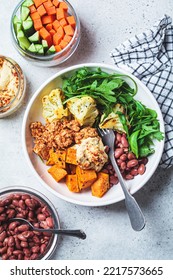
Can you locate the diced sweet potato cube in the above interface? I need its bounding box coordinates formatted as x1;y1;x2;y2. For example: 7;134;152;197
76;166;97;189
53;0;60;7
59;18;67;27
56;7;65;20
63;34;72;43
55;45;62;52
66;147;77;165
91;172;109;198
37;4;47;17
59;39;68;49
66;16;76;28
59;2;68;10
46;149;66;168
52;19;60;31
66;174;80;192
64;25;74;36
48;165;67;182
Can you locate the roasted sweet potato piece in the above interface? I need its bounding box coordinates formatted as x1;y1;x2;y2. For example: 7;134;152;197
66;147;77;165
48;165;67;182
46;149;66;168
91;172;109;198
76;166;97;189
66;174;80;192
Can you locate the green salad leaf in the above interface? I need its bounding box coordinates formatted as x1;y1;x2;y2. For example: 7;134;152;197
62;67;164;158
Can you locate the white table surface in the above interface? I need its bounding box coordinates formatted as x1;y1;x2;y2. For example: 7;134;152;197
1;0;173;260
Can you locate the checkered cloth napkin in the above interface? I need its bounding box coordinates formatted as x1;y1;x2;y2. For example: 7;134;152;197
110;14;173;168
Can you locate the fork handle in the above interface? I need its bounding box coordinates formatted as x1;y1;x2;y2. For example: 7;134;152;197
109;153;145;231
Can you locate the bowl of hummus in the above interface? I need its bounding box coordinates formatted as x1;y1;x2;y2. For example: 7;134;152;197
0;56;26;118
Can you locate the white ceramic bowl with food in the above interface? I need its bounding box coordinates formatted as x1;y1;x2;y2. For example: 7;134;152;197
22;63;164;206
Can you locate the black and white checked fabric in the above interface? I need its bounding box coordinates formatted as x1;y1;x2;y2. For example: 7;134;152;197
110;14;173;168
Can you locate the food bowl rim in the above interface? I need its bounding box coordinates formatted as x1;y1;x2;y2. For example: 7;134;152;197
22;62;165;207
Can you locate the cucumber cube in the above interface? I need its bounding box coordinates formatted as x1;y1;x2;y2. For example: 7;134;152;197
28;31;40;43
21;6;30;21
13;15;22;34
17;30;31;49
42;40;48;52
35;44;43;52
37;46;44;55
28;43;37;53
47;45;56;55
22;0;34;7
22;19;34;36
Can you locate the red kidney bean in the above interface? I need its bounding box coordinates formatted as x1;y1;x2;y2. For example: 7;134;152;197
0;242;3;248
125;174;134;180
0;231;7;242
0;207;4;214
17;234;27;242
18;224;30;232
13;194;21;200
13;250;23;256
130;168;138;176
32;235;40;244
28;210;34;219
121;136;129;148
114;148;124;158
8;221;20;231
30;253;38;260
40;244;46;255
19;200;26;210
18;254;23;260
12;199;19;207
32;246;40;253
7;247;14;256
138;164;146;175
2;253;8;260
127;159;138;168
46;217;54;228
37;214;46;221
117;159;122;166
127;152;136;160
9;255;17;260
22;231;34;239
110;175;119;185
120;154;127;161
7;209;16;219
0;213;7;222
8;236;15;247
23;248;31;257
0;246;7;254
16;213;25;218
3;198;12;206
101;169;109;174
14;237;22;250
21;241;28;248
120;162;126;170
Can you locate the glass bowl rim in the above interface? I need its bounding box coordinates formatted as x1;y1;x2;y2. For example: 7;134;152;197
10;0;81;61
0;55;25;111
0;185;60;260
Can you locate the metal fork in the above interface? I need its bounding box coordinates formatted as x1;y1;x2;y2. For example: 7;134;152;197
98;128;145;231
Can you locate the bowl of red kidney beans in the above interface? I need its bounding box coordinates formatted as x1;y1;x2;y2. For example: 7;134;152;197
0;186;59;260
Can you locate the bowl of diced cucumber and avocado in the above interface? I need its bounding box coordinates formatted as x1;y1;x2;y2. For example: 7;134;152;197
11;0;81;67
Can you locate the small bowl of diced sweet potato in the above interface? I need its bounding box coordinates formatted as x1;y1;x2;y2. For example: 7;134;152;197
11;0;80;66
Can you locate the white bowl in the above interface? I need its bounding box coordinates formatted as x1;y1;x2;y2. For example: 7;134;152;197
22;63;165;207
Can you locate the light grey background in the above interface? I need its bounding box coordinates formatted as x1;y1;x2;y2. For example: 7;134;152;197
0;0;173;260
